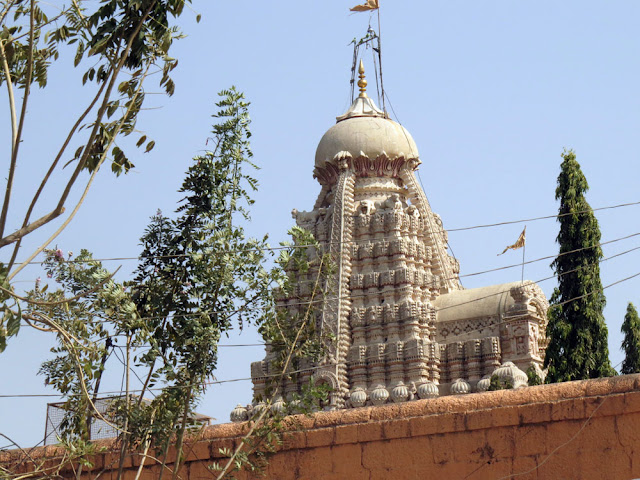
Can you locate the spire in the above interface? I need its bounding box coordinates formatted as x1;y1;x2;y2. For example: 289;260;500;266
336;60;386;122
357;59;368;97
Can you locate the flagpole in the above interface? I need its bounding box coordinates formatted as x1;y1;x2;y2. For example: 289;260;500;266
378;11;387;113
521;234;526;285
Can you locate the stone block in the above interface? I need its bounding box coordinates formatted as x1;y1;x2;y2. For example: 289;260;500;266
608;374;637;394
595;393;625;418
452;429;490;463
624;391;640;414
513;424;547;457
584;377;614;397
339;406;372;425
315;473;369;480
361;441;390;471
465;409;495;431
306;427;334;448
313;410;344;428
550;398;586;422
518;402;552;425
489;405;521;428
210;438;236;458
369;403;401;421
472;456;512;480
297;446;333;476
616;412;640;450
431;433;455;465
357;421;383;443
331;443;361;474
362;438;415;471
382;418;410;439
183;440;211;462
369;467;419;480
407;436;434;469
543;418;587;457
485;425;516;459
261;451;299;480
510;455;540;480
398;400;426;418
408;415;439;437
334;424;358;445
282;430;307;450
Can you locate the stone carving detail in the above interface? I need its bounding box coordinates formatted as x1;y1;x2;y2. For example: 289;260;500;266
417;381;439;399
391;383;410;403
230;404;248;423
492;362;528;389
350;387;368;408
450;378;471;395
476;375;492;392
370;385;390;406
246;88;549;417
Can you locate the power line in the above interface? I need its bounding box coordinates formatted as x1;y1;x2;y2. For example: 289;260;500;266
13;226;640;296
448;200;640;232
3;266;639;400
11;200;640;267
17;237;640;329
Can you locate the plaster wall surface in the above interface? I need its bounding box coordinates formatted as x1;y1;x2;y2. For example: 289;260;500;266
4;374;640;479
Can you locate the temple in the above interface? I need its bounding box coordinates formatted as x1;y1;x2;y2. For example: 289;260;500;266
243;62;548;416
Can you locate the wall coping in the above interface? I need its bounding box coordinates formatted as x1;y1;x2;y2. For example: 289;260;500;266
2;373;639;469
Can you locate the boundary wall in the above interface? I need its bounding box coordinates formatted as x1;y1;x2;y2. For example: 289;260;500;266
3;374;640;479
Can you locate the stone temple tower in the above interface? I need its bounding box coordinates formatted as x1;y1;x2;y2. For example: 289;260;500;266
247;63;548;413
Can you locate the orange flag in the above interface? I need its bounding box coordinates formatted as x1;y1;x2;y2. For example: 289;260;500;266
498;226;526;255
350;0;379;12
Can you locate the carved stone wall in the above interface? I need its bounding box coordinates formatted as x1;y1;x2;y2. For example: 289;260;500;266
249;92;549;411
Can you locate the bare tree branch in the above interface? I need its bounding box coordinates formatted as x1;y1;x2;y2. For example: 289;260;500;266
0;0;36;238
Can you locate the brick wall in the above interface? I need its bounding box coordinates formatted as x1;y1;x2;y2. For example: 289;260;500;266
3;374;640;479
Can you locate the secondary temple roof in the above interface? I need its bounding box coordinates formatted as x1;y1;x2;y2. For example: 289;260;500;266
238;62;549;419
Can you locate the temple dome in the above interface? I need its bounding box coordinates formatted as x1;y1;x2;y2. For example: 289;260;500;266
314;94;419;169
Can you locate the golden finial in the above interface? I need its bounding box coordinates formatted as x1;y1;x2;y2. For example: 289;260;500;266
357;59;368;97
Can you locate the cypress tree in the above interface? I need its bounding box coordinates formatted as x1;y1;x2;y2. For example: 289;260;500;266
621;303;640;374
544;149;615;382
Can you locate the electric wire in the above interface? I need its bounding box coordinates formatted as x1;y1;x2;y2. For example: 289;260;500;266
16;238;640;330
9;199;640;267
12;227;640;292
2;265;639;400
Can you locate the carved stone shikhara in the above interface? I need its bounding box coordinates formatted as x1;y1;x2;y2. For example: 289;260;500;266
245;86;548;417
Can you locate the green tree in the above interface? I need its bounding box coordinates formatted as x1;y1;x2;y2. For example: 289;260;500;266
12;89;329;480
0;0;196;351
621;302;640;374
544;149;614;382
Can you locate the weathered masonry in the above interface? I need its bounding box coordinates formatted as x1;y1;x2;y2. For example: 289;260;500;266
248;63;548;412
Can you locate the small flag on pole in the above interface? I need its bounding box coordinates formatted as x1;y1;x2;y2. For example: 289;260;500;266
350;0;379;12
498;226;526;255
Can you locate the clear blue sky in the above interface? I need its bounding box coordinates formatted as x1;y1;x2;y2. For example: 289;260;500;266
2;1;640;448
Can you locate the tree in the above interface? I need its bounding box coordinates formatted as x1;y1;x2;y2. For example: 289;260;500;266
4;89;329;480
544;149;615;382
621;302;640;374
0;0;196;350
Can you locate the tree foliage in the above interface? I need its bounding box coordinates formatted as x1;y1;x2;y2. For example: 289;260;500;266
621;302;640;374
9;89;329;479
544;149;614;382
0;0;197;351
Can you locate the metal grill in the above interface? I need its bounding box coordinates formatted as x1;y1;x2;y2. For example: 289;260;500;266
44;396;213;445
45;397;122;445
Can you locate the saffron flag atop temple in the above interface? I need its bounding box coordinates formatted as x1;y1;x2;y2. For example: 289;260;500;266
498;226;526;255
350;0;378;12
